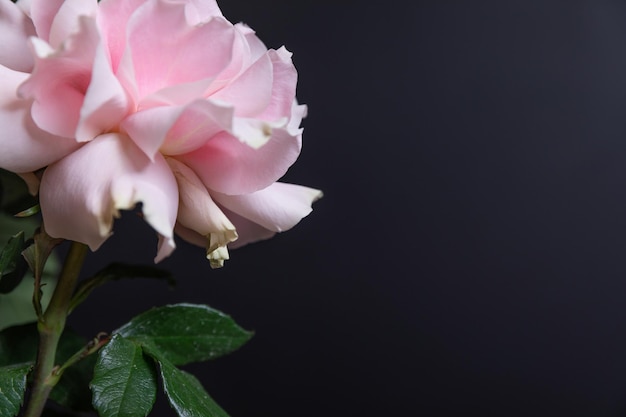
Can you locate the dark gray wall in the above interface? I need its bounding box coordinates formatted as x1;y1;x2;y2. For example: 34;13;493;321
70;1;626;415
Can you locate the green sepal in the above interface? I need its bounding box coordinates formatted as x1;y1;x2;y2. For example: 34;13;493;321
0;362;32;417
116;303;253;366
91;334;158;417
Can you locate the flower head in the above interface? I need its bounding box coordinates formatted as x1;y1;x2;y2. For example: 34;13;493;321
0;0;321;267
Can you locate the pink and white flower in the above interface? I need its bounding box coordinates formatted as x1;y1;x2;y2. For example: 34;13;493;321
0;0;321;267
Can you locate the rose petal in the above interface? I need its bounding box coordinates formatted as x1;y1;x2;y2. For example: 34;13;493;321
18;16;99;138
97;0;147;72
76;37;131;142
124;0;234;100
203;23;262;97
27;0;64;42
0;65;79;173
258;47;298;122
210;53;273;117
168;158;237;267
184;0;222;25
160;99;233;156
0;0;36;72
177;125;302;195
212;182;322;233
40;133;178;262
231;116;287;149
238;24;268;64
214;207;276;250
122;99;232;159
48;0;98;49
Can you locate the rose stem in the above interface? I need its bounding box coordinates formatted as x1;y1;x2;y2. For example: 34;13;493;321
23;241;88;417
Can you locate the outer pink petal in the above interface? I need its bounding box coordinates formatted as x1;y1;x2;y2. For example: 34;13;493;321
258;47;298;122
97;0;146;71
40;133;178;262
27;0;64;42
0;65;79;173
76;38;131;142
203;24;264;97
161;99;233;155
212;182;322;233
18;16;99;138
0;0;36;72
238;24;268;64
168;158;237;267
184;0;222;25
177;126;302;195
48;0;98;49
122;99;232;159
210;53;273;117
214;207;275;250
121;105;184;159
125;0;234;100
168;158;235;236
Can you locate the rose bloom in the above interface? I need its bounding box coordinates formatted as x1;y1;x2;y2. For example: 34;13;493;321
0;0;321;267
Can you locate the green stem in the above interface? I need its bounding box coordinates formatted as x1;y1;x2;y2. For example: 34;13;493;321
23;241;88;417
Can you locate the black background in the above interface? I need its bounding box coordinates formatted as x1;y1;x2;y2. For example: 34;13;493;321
67;1;626;416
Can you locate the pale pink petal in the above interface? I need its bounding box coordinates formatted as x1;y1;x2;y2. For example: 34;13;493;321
125;0;234;99
123;99;233;159
161;99;233;155
167;158;235;236
237;24;268;63
15;0;32;17
212;182;322;233
203;23;263;97
168;158;237;267
97;0;146;71
76;39;131;142
40;133;178;262
210;53;273;117
28;0;64;42
18;17;99;138
48;0;98;49
0;65;79;173
0;0;36;72
258;47;298;122
121;105;184;160
287;101;307;135
177;126;302;195
231;116;287;149
184;0;222;25
138;77;213;108
216;207;275;249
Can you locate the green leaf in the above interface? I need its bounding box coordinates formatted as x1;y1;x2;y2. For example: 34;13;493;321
116;304;253;366
146;349;229;417
0;362;32;417
0;232;28;294
70;263;174;313
91;335;157;417
0;323;97;411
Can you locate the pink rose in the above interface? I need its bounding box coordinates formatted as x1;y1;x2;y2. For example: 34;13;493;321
0;0;321;267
